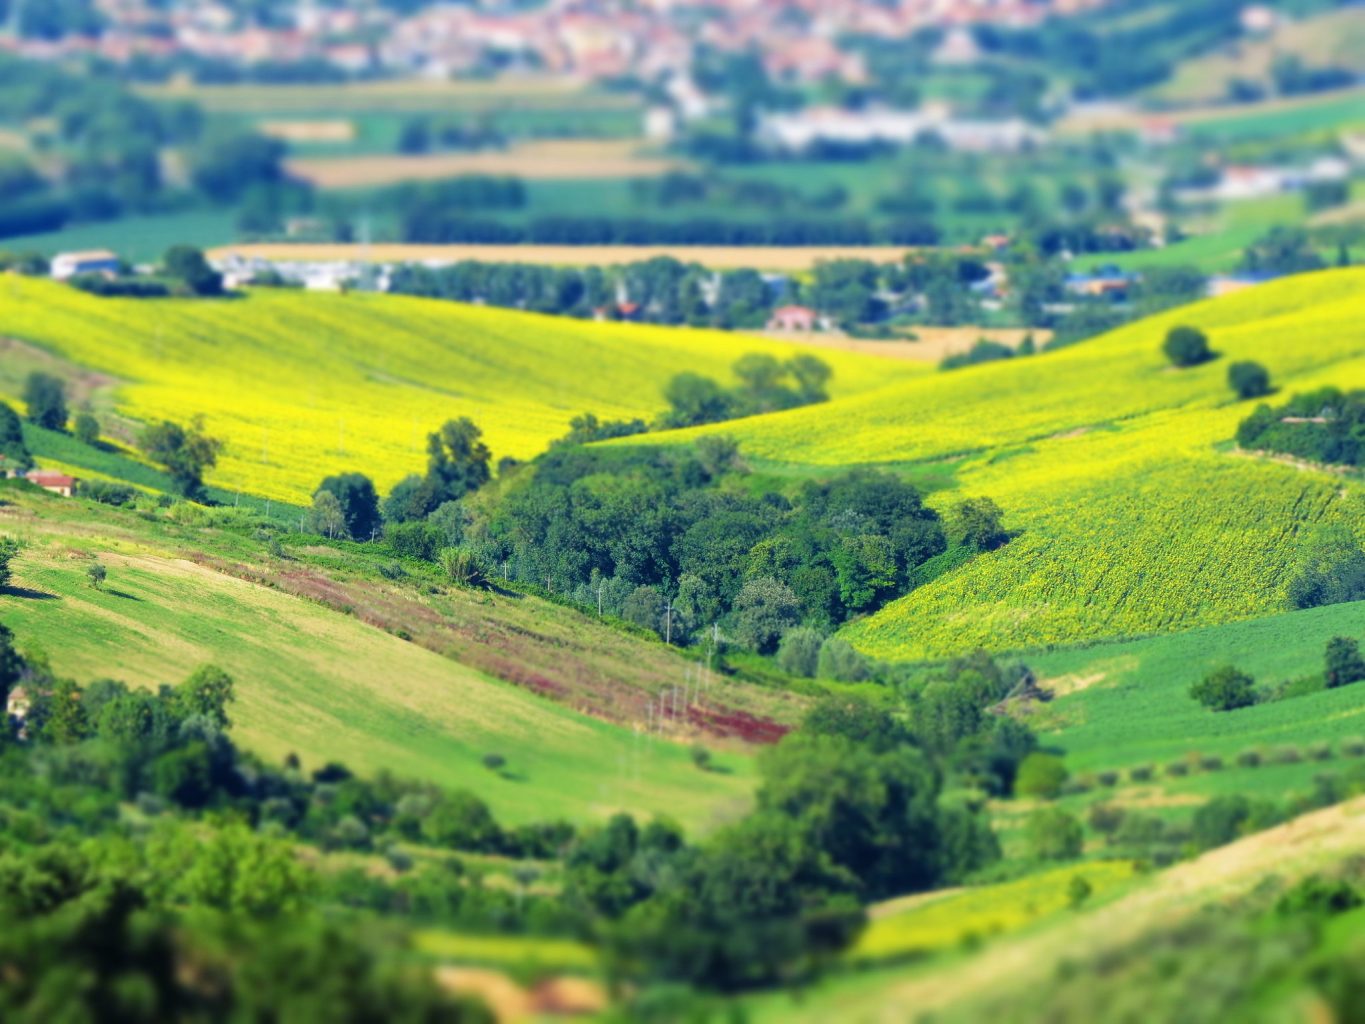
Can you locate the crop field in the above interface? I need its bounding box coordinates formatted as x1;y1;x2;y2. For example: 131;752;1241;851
1057;84;1365;139
2;209;238;263
851;861;1136;964
285;139;683;188
632;268;1365;657
0;489;757;829
0;277;918;504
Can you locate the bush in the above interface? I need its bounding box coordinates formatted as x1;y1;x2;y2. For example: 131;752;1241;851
1199;755;1224;772
74;411;100;446
1189;665;1257;712
1164;760;1189;778
76;480;137;506
1236;749;1262;768
1096;770;1119;788
439;547;487;588
1024;807;1083;862
1270;745;1303;765
816;636;870;681
690;744;712;771
1163;325;1212;367
1324;636;1365;688
1087;802;1125;837
1340;736;1365;758
1227;360;1271;399
481;753;506;772
1015;752;1068;799
1129;764;1153;782
1067;875;1092;909
776;627;824;678
1307;742;1333;762
385;521;443;561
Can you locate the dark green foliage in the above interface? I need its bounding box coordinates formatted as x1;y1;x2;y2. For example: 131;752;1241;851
659;353;832;429
949;497;1008;551
1323;636;1365;689
385;521;443;562
1241;226;1325;277
1234;388;1365;466
0;401;31;473
137;416;223;500
21;372;67;431
554;412;648;446
776;626;824;677
1227;361;1271;400
72;412;100;446
1189;665;1257;712
383;419;492;522
941;339;1015;371
163;245;223;296
1162;325;1212;368
731;577;801;653
0;537;20;591
1015;752;1068;798
316;473;381;542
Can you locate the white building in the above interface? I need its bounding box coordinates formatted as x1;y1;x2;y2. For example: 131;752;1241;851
51;250;121;281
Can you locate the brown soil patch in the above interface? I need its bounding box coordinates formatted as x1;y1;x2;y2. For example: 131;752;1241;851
258;119;356;143
435;968;606;1023
753;326;1051;364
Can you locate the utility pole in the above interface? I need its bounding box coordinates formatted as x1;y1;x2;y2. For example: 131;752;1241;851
664;598;672;644
597;580;605;616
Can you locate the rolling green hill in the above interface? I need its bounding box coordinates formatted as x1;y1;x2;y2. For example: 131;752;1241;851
635;268;1365;658
0;277;918;504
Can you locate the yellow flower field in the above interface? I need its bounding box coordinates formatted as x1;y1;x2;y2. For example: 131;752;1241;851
0;277;919;503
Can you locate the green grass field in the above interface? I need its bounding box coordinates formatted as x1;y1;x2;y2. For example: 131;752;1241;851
626;268;1365;658
0;277;918;504
0;487;757;830
2;209;238;264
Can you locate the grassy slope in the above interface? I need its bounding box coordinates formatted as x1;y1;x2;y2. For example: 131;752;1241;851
630;268;1365;658
747;796;1365;1023
0;492;756;830
0;277;918;504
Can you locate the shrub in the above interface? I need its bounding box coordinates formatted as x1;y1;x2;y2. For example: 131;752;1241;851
1067;875;1093;909
76;480;137;506
1236;749;1262;768
1024;807;1083;862
1163;325;1211;367
440;547;487;588
1096;770;1119;788
377;561;406;580
1199;755;1224;772
1340;736;1365;758
1324;636;1365;688
1307;742;1333;762
1015;752;1069;799
1270;745;1303;765
1164;761;1189;778
1087;803;1125;837
481;753;506;772
816;636;870;682
776;626;824;678
1129;764;1153;782
1189;665;1257;712
86;562;107;590
385;521;443;561
73;411;100;446
690;744;712;771
1191;795;1252;850
1227;360;1271;399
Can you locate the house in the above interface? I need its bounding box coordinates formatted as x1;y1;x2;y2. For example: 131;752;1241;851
26;470;77;497
1065;267;1138;299
51;250;121;281
6;686;31;735
1207;272;1278;298
766;305;826;332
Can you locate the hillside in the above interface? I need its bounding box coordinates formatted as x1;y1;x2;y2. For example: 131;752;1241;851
0;483;765;829
636;268;1365;658
0;277;918;504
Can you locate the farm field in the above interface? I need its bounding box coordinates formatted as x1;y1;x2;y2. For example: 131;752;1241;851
1;209;238;264
208;241;925;271
0;485;759;829
631;268;1365;657
1057;83;1365;138
0;277;920;504
285;139;682;188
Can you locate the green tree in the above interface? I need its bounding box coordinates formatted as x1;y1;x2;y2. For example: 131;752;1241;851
832;534;898;612
1024;807;1083;861
661;372;733;428
816;637;870;681
776;626;823;677
138;416;223;499
425;418;492;507
1163;325;1212;368
1015;752;1069;798
0;622;21;717
1324;636;1365;689
731;576;801;654
305;489;348;539
0;402;33;473
176;665;234;730
949;497;1008;551
163;245;223;296
86;561;106;590
0;536;20;590
315;473;380;541
73;411;100;446
1228;361;1271;399
421;791;501;851
22;372;67;431
1190;665;1257;711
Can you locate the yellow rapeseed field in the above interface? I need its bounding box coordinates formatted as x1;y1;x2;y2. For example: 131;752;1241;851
645;268;1365;658
0;277;919;504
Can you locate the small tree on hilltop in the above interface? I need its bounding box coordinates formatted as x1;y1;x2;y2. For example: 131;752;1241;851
1189;665;1257;711
22;372;68;431
1228;361;1271;400
1324;636;1365;689
1163;325;1212;368
86;561;107;590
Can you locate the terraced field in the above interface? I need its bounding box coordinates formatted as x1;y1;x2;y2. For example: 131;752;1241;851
0;277;917;504
640;268;1365;657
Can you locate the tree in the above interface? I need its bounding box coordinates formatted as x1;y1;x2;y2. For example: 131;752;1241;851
1163;325;1212;368
816;637;870;681
86;562;106;590
776;627;823;677
1015;752;1068;798
138;417;223;500
305;490;347;539
1024;807;1083;861
73;412;100;446
1228;360;1271;400
0;402;32;473
425;418;492;507
661;372;733;428
1189;665;1257;711
438;547;486;588
163;245;222;296
0;622;23;719
1324;636;1365;689
949;497;1008;551
176;665;235;730
421;790;500;850
0;537;20;590
22;372;67;431
731;576;801;654
315;473;380;541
